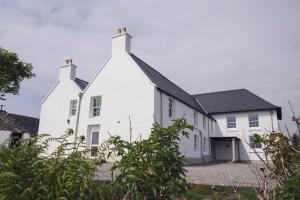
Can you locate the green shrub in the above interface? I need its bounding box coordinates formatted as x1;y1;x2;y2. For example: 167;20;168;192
104;118;193;200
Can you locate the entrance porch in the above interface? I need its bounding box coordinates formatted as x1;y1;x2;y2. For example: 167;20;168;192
211;137;240;162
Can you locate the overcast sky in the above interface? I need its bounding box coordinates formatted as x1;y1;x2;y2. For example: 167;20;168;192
1;0;299;133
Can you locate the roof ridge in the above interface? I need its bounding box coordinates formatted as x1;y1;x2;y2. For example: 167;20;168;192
130;53;195;100
192;88;246;96
7;112;39;120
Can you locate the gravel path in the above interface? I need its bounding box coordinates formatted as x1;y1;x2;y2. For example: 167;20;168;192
95;161;260;187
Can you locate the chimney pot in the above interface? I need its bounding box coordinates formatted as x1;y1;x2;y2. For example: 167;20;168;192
122;27;126;33
118;28;122;34
69;59;72;64
65;59;69;65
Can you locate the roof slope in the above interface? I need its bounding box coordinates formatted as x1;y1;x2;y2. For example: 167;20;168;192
0;111;40;136
74;78;89;90
130;53;209;117
193;89;282;119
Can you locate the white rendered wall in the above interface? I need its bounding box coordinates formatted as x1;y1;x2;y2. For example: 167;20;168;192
213;110;279;160
154;89;214;161
0;130;11;144
38;79;81;153
77;52;156;146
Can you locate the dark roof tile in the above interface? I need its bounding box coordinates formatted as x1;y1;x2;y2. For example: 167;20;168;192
130;53;210;117
74;78;89;90
193;89;282;119
0;111;39;136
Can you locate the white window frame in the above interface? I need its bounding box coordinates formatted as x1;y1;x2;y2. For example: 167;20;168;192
168;98;174;118
203;137;207;152
249;114;259;128
69;100;77;116
90;96;101;117
194;134;199;151
194;111;198;127
249;135;262;149
227;116;236;129
90;130;100;157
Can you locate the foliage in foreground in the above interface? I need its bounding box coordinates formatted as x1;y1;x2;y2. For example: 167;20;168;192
0;129;105;200
184;185;258;200
252;103;300;200
0;119;192;200
104;119;193;199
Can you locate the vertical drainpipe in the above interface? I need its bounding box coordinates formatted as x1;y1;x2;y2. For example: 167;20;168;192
208;118;211;155
74;92;83;143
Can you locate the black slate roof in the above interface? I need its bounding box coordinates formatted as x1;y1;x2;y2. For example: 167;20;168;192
74;78;89;90
130;53;210;118
193;89;282;119
0;111;40;136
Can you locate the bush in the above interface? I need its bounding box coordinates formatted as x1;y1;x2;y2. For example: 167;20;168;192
0;129;105;200
0;119;192;200
104;118;193;200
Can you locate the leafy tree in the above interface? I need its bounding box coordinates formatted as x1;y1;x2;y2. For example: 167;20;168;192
0;48;35;100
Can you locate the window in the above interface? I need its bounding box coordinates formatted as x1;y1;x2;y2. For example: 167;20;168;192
168;98;174;118
249;135;262;148
194;111;198;127
90;131;99;157
203;117;206;130
69;100;77;116
194;135;199;151
249;115;259;128
91;96;101;117
227;116;236;129
203;137;207;152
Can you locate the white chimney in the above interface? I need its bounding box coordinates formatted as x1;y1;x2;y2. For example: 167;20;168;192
59;59;77;81
112;27;132;55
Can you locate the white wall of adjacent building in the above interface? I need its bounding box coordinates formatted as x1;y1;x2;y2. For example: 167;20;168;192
154;89;215;161
212;110;279;160
38;65;82;153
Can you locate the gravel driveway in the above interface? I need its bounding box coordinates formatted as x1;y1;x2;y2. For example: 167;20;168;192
95;161;260;187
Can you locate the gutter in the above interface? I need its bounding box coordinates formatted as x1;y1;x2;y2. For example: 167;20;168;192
74;92;83;143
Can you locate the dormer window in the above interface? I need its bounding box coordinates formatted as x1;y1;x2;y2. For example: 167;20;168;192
168;98;174;118
69;100;77;116
91;96;101;117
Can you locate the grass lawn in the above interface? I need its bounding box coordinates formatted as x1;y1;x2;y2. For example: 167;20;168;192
182;184;258;200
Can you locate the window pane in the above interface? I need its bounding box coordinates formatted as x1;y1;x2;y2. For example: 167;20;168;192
227;116;236;128
91;131;99;145
249;115;259;127
194;135;198;151
90;146;98;157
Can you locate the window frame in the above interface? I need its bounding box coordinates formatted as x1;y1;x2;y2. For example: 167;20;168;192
90;130;100;157
249;114;259;128
90;96;101;117
69;100;77;116
203;137;207;152
194;134;199;151
227;116;236;129
203;117;206;130
249;135;262;149
194;111;198;127
168;98;174;118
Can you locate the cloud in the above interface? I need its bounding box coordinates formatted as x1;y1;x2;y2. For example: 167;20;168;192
0;0;299;133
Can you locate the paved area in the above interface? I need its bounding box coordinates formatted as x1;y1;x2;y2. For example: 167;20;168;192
184;161;259;187
95;161;260;187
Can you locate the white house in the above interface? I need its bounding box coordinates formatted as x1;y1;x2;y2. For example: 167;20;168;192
38;28;282;162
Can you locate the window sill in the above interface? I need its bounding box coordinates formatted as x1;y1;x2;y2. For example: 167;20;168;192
227;128;238;132
249;128;261;131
